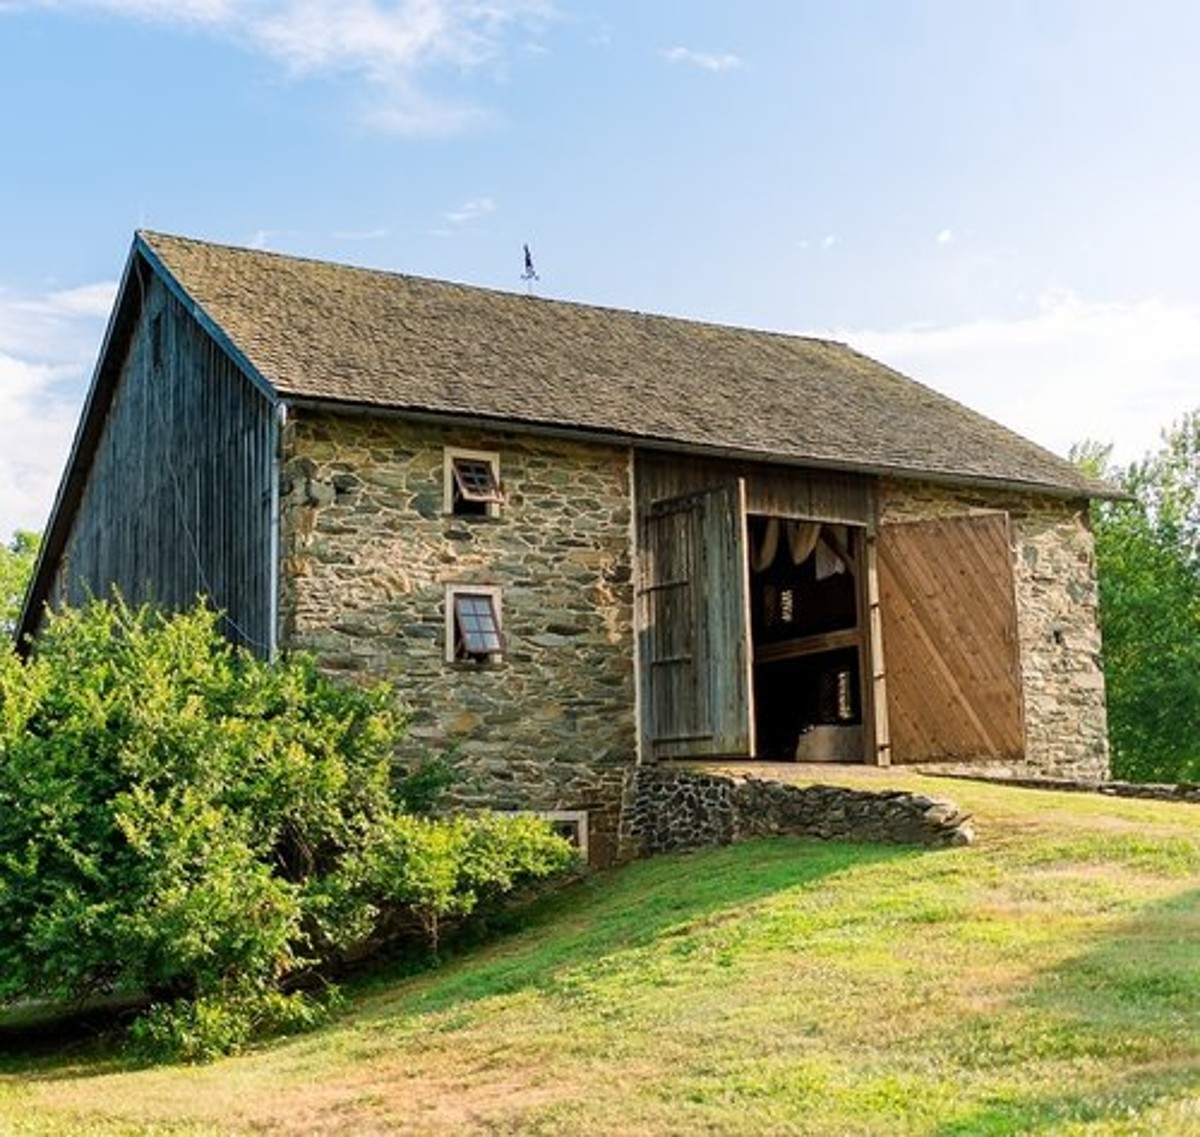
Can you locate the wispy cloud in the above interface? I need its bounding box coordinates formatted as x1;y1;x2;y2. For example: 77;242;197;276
660;45;742;72
0;282;114;537
443;196;496;225
332;227;389;241
0;282;116;362
841;292;1200;465
7;0;555;134
935;228;954;245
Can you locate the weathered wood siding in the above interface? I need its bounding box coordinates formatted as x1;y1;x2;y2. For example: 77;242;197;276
50;274;276;653
876;513;1024;764
635;451;872;524
638;482;754;758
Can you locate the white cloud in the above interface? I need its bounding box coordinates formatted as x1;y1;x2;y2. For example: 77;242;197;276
0;355;87;538
935;228;953;245
444;196;496;225
660;46;742;72
821;234;837;249
0;282;116;364
840;292;1200;466
332;227;389;240
8;1;554;134
0;283;112;538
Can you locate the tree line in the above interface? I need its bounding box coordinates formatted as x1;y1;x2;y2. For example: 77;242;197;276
1075;409;1200;783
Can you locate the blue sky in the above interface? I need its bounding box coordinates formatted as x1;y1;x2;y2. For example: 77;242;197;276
3;0;1199;537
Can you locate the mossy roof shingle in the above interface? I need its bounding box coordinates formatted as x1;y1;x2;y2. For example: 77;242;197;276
139;230;1111;498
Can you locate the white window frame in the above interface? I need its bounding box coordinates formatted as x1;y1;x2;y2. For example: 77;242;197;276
508;810;589;862
445;584;504;664
443;447;502;518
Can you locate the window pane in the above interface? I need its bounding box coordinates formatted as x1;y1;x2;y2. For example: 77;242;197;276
452;458;501;502
454;593;503;654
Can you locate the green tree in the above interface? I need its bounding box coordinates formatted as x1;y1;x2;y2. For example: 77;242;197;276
0;530;40;638
0;597;574;1060
1077;412;1200;783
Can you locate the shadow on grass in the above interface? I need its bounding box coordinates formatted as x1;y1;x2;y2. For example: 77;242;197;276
0;837;925;1077
933;887;1200;1135
352;836;922;1021
0;994;144;1077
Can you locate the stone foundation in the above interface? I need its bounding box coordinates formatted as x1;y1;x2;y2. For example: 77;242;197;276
279;411;637;865
620;767;974;859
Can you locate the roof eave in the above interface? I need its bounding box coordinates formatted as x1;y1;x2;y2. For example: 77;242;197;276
14;238;283;653
134;232;280;405
280;394;1119;503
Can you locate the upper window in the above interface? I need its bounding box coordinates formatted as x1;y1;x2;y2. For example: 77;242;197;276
444;448;502;517
446;585;504;663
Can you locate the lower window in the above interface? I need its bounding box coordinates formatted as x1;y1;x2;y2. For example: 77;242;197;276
446;585;504;663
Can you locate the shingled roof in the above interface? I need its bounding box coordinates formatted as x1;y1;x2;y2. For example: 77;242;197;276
138;230;1110;498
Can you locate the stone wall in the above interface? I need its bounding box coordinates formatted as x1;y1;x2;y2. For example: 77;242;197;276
621;767;974;858
934;773;1200;805
877;480;1110;780
278;411;637;865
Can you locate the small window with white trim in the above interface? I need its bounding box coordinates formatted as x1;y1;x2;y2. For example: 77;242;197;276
507;810;589;862
446;585;504;664
444;448;503;517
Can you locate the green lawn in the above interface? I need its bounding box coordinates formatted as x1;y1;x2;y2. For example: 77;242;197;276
2;770;1198;1135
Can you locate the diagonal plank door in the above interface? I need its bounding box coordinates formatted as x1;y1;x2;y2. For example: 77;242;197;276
877;513;1024;764
638;481;754;759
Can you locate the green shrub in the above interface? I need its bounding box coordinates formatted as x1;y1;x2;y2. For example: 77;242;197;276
126;980;338;1064
0;597;574;1060
362;812;579;958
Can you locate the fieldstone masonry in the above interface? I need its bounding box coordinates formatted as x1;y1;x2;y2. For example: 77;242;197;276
878;480;1111;780
621;767;975;858
279;411;637;865
273;413;1111;866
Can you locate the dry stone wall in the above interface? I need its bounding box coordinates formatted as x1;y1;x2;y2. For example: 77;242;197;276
878;480;1110;780
278;411;637;864
621;767;974;858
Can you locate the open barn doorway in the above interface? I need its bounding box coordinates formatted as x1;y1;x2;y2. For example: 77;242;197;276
748;516;870;762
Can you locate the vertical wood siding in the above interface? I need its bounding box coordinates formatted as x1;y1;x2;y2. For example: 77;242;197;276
638;481;754;759
50;275;276;653
635;451;872;524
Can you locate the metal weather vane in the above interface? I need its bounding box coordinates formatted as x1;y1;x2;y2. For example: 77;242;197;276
522;243;539;294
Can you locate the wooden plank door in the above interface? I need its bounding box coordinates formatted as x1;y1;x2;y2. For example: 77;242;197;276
638;481;754;759
876;513;1024;764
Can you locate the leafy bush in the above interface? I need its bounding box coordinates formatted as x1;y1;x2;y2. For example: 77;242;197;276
0;597;575;1060
361;812;580;958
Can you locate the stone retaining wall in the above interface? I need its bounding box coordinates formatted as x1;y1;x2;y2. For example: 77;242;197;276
932;773;1200;805
620;767;974;859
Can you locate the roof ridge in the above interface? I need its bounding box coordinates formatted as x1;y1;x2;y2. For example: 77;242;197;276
136;229;852;351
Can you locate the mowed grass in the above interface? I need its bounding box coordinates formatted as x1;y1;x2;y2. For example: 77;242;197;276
1;770;1197;1135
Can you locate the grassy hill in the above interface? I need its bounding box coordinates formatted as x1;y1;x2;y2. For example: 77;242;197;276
1;769;1197;1135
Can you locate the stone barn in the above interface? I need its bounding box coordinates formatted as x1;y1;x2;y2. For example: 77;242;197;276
19;232;1117;863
